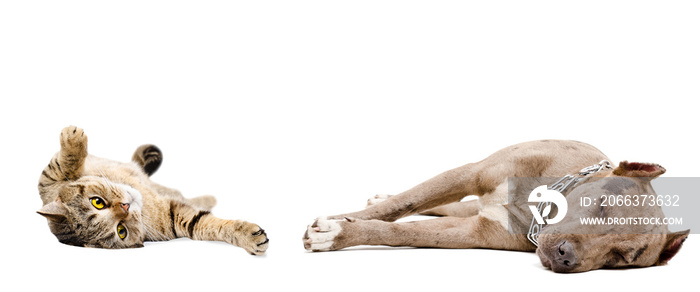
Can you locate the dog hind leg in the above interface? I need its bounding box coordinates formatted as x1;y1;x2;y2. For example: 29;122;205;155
419;200;480;217
366;195;480;218
329;164;479;222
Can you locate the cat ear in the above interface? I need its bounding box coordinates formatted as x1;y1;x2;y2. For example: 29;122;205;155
37;199;68;223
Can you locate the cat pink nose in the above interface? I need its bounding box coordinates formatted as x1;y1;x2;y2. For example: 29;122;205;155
120;203;130;213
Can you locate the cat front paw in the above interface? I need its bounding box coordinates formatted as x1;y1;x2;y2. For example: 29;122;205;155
60;126;87;155
57;126;88;179
238;222;269;256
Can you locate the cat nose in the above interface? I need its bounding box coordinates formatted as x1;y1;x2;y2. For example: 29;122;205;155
120;203;130;213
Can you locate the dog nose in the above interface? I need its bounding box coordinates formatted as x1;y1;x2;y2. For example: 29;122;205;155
120;203;130;213
551;240;578;272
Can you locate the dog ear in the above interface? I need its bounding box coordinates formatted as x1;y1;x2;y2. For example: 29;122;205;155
612;161;665;179
37;199;68;223
656;229;690;265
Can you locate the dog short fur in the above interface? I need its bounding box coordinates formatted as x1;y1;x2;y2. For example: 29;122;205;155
303;140;688;272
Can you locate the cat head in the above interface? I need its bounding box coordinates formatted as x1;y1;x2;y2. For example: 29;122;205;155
38;177;145;248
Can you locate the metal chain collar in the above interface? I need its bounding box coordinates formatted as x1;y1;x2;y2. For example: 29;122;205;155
526;160;613;247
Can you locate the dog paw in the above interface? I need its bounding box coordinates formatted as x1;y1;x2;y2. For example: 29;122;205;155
238;222;269;256
366;194;392;208
303;217;344;251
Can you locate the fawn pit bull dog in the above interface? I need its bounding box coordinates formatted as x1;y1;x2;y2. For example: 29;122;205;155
303;140;689;273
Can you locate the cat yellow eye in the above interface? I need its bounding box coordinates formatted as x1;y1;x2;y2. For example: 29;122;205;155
90;197;106;209
117;224;127;239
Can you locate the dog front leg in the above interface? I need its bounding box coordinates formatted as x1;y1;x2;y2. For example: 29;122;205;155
303;215;534;252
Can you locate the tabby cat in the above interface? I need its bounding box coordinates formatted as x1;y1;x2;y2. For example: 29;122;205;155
37;126;269;255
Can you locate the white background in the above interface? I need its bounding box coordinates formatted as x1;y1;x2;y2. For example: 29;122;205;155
1;1;698;291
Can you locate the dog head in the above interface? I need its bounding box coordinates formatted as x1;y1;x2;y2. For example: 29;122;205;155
536;162;689;272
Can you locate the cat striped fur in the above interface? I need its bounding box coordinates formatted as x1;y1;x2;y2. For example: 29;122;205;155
37;126;269;254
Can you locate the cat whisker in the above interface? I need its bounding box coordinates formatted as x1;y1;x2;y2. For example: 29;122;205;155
140;214;169;241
